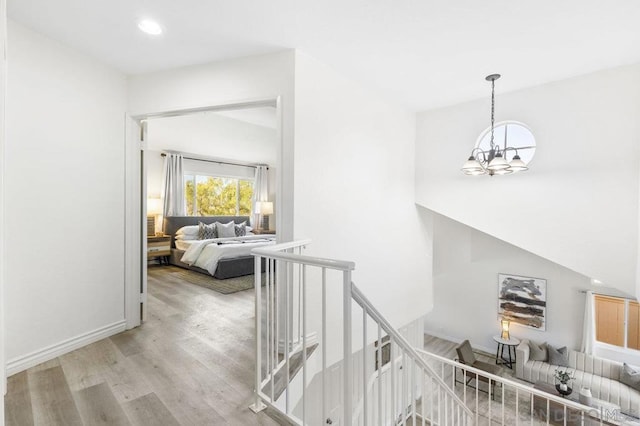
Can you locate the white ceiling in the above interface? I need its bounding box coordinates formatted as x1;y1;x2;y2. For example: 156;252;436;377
8;0;640;111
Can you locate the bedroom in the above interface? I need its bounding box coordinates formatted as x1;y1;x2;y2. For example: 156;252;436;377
143;103;278;316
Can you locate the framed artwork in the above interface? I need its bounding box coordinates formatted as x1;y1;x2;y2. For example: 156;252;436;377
498;273;547;331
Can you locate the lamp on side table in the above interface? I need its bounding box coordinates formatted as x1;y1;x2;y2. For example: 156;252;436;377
257;201;273;231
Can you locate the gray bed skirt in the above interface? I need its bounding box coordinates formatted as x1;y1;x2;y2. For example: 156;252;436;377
169;249;265;280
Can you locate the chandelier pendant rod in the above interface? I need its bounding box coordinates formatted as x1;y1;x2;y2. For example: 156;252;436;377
490;77;495;151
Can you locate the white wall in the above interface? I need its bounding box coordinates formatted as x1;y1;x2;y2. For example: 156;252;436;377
146;111;277;166
4;21;127;371
415;64;640;296
128;50;295;241
293;52;433;364
425;212;590;353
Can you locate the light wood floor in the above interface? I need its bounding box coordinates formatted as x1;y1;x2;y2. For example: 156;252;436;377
423;334;517;380
4;265;282;426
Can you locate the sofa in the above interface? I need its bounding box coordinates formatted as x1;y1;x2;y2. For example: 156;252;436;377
516;339;640;417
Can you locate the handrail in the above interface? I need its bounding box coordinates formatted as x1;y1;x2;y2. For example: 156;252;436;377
252;239;474;425
255;239;313;252
415;347;602;413
351;284;474;418
252;247;356;271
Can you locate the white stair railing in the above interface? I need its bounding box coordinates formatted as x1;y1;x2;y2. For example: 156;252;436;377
416;348;621;425
250;239;625;425
250;240;473;425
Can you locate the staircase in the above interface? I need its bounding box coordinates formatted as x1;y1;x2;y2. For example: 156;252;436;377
249;240;604;425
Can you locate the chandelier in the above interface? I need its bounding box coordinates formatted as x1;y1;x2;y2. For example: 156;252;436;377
461;74;529;176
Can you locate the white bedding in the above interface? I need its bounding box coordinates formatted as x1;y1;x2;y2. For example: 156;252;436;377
179;235;276;275
175;239;196;251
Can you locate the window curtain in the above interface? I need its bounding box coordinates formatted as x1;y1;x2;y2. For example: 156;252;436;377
580;290;596;354
253;165;269;226
162;153;185;216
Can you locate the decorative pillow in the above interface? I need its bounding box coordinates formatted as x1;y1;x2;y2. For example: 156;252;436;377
176;225;199;236
547;345;570;367
198;222;217;239
235;222;247;237
528;341;548;362
215;221;236;238
621;363;640;392
175;234;197;241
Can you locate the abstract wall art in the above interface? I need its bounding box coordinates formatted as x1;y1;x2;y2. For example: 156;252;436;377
498;273;547;331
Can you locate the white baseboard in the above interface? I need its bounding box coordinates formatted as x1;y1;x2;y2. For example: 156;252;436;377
6;320;127;376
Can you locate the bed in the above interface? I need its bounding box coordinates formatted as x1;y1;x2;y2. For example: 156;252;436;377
163;216;273;279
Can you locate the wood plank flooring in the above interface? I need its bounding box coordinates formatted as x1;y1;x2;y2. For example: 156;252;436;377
4;265;281;426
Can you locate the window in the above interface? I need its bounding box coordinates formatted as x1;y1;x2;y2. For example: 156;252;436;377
594;295;640;350
476;121;536;165
184;174;254;216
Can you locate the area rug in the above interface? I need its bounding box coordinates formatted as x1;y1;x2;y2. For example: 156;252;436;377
168;269;266;294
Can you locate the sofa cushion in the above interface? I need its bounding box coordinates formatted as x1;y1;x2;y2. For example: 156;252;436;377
528;340;547;361
521;361;640;416
548;345;570;367
621;363;640;392
568;350;621;381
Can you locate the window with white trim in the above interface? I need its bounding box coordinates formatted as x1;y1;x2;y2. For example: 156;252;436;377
184;174;254;216
594;294;640;350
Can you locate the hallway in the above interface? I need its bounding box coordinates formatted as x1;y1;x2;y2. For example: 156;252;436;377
4;266;279;425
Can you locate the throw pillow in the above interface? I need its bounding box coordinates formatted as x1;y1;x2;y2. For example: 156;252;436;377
621;363;640;392
175;234;197;241
547;345;570;367
528;341;548;362
216;221;236;238
235;222;247;237
198;222;217;240
176;225;199;236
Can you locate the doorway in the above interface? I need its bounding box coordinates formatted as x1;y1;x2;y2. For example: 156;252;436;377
125;98;282;328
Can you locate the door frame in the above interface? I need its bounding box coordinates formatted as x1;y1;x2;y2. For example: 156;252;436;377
0;0;7;412
124;97;282;329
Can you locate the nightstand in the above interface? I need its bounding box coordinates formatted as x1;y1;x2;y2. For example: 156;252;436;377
147;235;171;265
253;229;276;235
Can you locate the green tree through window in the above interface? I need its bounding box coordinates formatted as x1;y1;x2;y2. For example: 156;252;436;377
184;174;254;216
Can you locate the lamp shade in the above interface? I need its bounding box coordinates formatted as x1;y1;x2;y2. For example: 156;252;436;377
257;201;273;215
147;197;162;216
501;319;510;340
487;153;510;171
461;156;485;174
493;168;513;175
508;155;529;172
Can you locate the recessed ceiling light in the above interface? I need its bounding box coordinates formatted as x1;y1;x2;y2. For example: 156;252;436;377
138;19;163;36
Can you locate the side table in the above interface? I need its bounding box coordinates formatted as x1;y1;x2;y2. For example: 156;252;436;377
493;335;520;369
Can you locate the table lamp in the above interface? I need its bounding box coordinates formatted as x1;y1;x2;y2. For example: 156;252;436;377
147;197;163;236
501;318;510;340
257;201;273;231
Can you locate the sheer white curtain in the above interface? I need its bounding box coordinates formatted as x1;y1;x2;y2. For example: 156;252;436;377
253;165;269;226
581;290;596;354
162;153;185;216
